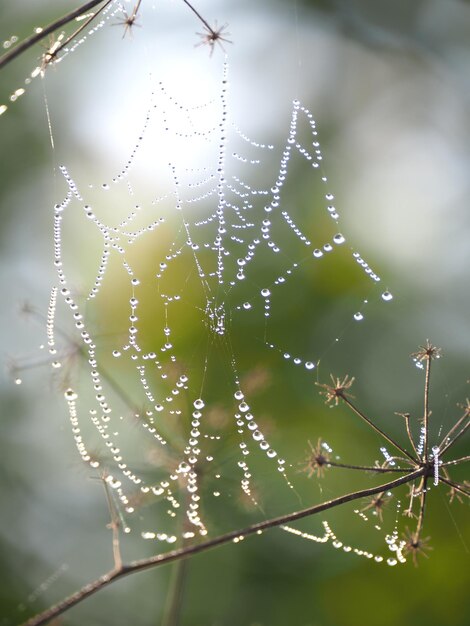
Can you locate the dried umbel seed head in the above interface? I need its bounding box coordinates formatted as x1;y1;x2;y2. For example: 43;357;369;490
411;340;442;362
402;527;433;567
361;492;391;522
196;21;232;55
302;439;330;478
316;374;355;406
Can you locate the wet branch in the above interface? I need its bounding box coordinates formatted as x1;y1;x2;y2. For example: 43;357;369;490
439;476;470;499
0;0;107;70
440;416;470;457
0;0;224;71
22;468;424;626
325;460;413;473
342;397;416;462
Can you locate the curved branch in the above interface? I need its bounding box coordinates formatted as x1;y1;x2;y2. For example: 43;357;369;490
0;0;108;71
22;468;424;626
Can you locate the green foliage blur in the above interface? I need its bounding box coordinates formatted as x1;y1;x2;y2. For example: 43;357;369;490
0;2;469;626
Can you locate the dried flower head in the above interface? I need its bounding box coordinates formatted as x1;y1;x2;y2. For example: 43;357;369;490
411;340;441;362
316;374;355;406
115;2;142;38
361;491;391;522
196;21;232;55
402;527;433;566
302;439;330;478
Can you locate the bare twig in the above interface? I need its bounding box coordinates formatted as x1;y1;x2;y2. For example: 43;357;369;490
415;476;428;539
342;397;416;462
21;468;424;626
440;416;470;457
439;476;470;499
324;460;413;473
42;0;114;68
442;455;470;467
411;341;441;460
100;472;123;571
181;0;213;33
0;0;108;71
396;412;419;457
0;0;227;72
423;359;431;460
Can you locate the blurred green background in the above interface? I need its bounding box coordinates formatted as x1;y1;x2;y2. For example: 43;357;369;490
0;1;469;626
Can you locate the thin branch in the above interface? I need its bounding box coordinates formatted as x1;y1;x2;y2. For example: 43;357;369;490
0;0;108;71
161;559;187;626
342;397;416;462
442;455;470;467
43;0;114;67
415;476;428;539
439;476;470;499
325;460;414;473
0;0;223;72
422;355;432;461
440;418;470;457
396;412;419;457
22;468;424;626
100;473;123;571
440;415;470;457
181;0;213;33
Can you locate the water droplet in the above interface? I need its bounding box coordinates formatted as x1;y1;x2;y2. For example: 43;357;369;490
243;302;252;310
261;288;271;298
333;233;345;245
14;377;22;385
381;291;393;302
193;399;204;410
313;249;323;258
305;361;315;370
64;388;78;401
353;312;364;321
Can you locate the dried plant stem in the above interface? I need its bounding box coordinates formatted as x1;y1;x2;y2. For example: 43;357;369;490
45;0;114;65
342;397;415;462
0;0;107;70
0;0;218;72
161;559;187;626
181;0;213;34
439;476;470;498
325;460;412;473
399;413;419;457
22;468;423;626
440;417;470;457
442;455;470;467
415;477;428;540
133;0;143;16
101;473;123;571
422;357;432;460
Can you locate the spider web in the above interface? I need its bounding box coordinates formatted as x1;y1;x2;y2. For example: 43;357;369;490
44;55;400;554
